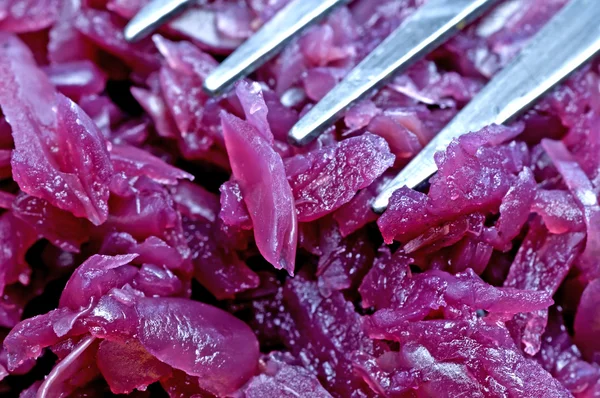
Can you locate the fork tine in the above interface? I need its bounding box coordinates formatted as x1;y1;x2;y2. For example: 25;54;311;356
124;0;194;43
203;0;349;96
372;0;600;213
287;0;499;146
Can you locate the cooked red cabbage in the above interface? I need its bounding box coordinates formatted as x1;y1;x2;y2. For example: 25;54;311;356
0;1;599;396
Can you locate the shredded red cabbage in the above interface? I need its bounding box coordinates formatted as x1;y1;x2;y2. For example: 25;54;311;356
0;0;599;397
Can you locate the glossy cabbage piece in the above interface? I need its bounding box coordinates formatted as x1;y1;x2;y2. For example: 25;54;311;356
491;167;537;249
74;9;160;76
316;227;375;298
358;247;412;310
12;193;92;253
235;80;273;142
282;274;375;397
106;0;148;19
504;218;584;355
43;61;107;101
183;215;259;300
214;73;380;233
359;318;571;397
362;250;552;328
367;113;422;162
532;189;586;233
96;338;172;394
402;212;486;256
377;187;438;244
153;35;222;153
135;296;259;395
537;308;600;397
48;0;97;64
109;119;150;146
109;179;258;299
378;124;528;245
77;94;125;136
331;177;382;237
267;0;415;96
286;133;394;222
176;185;259;298
240;352;332;398
0;0;60;33
130;86;180;140
168;7;245;53
542;139;600;279
104;177;186;250
246;0;290;22
172;180;220;222
429;123;527;214
5;286;260;396
108;143;193;185
160;61;215;145
59;254;139;311
132;263;185;298
382;208;495;275
100;232;189;276
221;104;297;274
441;0;569;78
344;100;381;131
219;180;252;230
387;60;482;109
233;80;293;157
4;307;88;370
0;33;113;225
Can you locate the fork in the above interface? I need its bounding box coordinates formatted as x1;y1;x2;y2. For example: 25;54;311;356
125;0;600;212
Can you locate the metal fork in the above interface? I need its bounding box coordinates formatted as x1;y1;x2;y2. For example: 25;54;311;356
125;0;600;212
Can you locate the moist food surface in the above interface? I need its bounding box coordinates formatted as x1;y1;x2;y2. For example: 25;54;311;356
0;0;599;397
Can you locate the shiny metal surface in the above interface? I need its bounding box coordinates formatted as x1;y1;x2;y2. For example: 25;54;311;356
372;0;600;212
288;0;499;146
124;0;195;42
202;0;349;96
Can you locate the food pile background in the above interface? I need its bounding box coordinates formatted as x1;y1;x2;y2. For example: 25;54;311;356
0;0;599;397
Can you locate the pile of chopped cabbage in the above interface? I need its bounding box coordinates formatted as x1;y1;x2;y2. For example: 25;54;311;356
0;0;599;397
